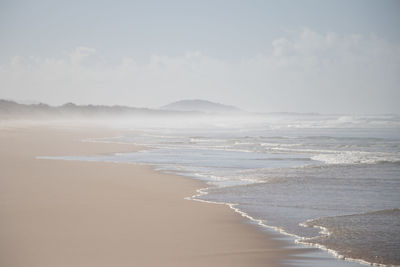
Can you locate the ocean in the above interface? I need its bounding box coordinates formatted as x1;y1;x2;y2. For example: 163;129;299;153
43;113;400;266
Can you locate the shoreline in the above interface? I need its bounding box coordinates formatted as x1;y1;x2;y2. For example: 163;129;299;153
0;123;306;267
45;130;376;267
82;135;380;267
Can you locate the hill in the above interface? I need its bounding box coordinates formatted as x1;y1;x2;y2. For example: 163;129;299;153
0;99;197;119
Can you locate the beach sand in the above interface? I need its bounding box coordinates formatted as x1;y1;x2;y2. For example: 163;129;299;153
0;122;303;267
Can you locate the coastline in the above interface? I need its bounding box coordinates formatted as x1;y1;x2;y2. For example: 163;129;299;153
0;122;305;267
79;130;380;267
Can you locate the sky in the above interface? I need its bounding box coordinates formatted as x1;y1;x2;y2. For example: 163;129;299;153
0;0;399;113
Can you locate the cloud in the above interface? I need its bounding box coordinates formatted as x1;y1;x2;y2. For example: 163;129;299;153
69;46;97;65
1;29;399;113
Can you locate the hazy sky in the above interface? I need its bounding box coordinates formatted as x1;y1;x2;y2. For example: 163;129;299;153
1;0;399;113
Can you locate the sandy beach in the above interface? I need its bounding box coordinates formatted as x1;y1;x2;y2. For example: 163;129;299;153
0;122;301;267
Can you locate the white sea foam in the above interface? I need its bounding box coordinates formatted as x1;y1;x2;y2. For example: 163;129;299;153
311;151;400;165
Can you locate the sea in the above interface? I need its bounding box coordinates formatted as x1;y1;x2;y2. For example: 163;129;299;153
42;113;400;266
